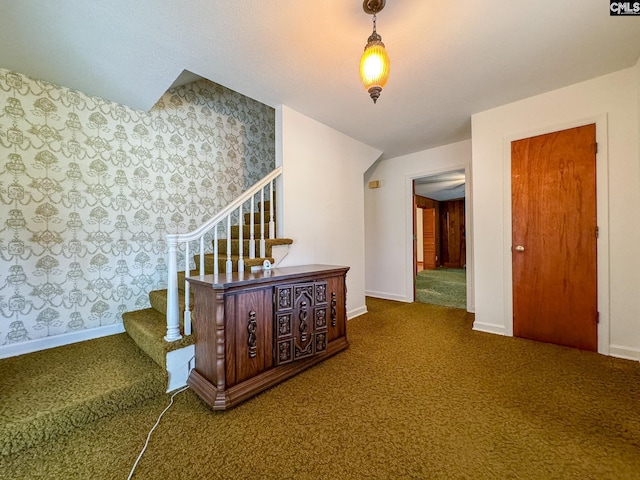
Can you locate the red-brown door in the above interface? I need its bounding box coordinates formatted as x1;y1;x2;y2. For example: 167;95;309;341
423;208;436;270
441;200;465;268
511;124;597;351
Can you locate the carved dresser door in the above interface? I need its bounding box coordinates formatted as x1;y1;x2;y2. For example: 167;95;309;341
274;281;328;365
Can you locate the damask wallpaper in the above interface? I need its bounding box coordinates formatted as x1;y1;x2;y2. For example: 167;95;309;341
0;68;275;348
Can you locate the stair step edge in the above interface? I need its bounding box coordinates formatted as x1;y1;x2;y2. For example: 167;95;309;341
123;308;195;369
148;289;194;316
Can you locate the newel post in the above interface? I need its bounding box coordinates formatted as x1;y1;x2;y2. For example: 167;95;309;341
165;236;182;342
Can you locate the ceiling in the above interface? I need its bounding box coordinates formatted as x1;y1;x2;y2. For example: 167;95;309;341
1;1;639;160
415;170;465;202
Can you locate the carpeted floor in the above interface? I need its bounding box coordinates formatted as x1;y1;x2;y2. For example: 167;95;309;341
415;267;466;309
0;334;167;457
2;298;640;479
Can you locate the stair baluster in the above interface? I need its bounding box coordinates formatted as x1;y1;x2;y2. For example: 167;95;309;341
260;188;266;258
199;236;205;276
164;166;283;342
225;215;232;274
249;195;256;259
184;241;192;335
213;225;219;276
238;204;244;273
269;179;275;239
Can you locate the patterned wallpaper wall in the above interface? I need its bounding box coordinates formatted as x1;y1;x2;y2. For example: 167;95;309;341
0;68;275;347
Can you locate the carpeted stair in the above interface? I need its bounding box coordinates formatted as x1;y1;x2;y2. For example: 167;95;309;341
122;200;292;371
0;333;167;456
0;201;292;457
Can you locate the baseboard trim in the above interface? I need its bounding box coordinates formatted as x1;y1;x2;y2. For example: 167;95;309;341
472;321;508;336
347;305;368;320
609;345;640;362
365;290;411;302
0;323;126;360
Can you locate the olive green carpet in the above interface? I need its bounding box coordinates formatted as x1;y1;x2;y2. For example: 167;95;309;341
2;298;640;479
416;267;466;309
0;334;166;457
122;305;195;369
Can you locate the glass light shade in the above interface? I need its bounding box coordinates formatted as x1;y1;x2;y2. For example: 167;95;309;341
360;41;390;103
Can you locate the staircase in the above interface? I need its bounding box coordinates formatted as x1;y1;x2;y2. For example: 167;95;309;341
122;168;292;391
0;168;291;457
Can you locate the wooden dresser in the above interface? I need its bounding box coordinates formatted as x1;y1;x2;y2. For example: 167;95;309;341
186;264;349;410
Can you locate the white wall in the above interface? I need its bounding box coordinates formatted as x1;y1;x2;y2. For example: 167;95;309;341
472;66;640;360
276;106;381;318
637;57;640;159
363;140;473;308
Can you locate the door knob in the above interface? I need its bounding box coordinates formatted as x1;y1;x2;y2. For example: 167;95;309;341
514;245;525;252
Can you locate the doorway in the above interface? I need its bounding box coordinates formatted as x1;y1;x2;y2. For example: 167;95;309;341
414;170;467;309
511;124;598;351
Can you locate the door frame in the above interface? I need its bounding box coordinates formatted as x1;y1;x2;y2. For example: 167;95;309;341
407;164;474;312
501;115;610;354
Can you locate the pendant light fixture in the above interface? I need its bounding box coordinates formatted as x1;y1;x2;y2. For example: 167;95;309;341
360;0;390;103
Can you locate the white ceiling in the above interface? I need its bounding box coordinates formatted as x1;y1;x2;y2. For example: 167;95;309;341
415;170;466;202
1;1;639;160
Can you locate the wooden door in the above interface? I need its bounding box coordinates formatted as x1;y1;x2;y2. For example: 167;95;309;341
422;208;436;270
228;287;273;385
274;281;329;365
412;187;418;297
511;124;597;351
441;200;465;268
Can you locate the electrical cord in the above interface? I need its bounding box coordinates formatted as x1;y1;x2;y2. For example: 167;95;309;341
126;385;189;480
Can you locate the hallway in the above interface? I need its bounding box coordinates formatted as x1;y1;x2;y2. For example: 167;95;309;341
415;267;466;309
